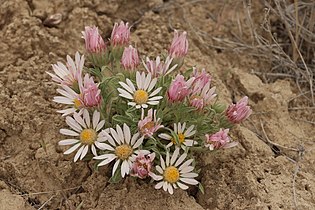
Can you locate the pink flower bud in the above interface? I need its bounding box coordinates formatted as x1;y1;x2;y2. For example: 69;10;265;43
79;74;102;107
111;21;130;46
143;56;177;78
82;26;106;53
167;75;194;103
226;96;252;123
138;109;163;137
192;68;211;92
205;129;238;150
121;45;139;70
131;152;155;179
169;30;188;58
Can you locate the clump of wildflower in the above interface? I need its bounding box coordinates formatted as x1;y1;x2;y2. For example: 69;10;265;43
121;45;140;71
130;151;155;179
138;109;163;137
226;96;252;123
151;148;198;194
58;110;106;162
110;21;130;46
205;129;238;150
167;75;195;103
79;74;102;108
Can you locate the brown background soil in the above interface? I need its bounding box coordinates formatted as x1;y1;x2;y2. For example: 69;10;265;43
0;0;314;209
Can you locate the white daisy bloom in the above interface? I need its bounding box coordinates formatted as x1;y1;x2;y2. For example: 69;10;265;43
142;55;178;78
93;123;144;178
53;85;83;116
151;148;199;194
159;122;197;150
47;51;84;86
117;71;163;109
58;109;106;162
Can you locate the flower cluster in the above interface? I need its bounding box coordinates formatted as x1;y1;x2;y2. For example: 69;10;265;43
49;22;252;195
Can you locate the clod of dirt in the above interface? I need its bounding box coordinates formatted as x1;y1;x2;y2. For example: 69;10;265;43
43;13;62;27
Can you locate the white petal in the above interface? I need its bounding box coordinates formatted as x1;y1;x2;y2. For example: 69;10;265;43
110;128;121;145
64;143;81;154
60;129;79;137
175;153;188;167
132;136;144;149
166;152;170;166
177;182;189;190
148;96;163;101
156;165;163;174
74;145;84;162
126;79;136;92
95;142;114;151
184;140;194;147
123;124;131;144
147;78;157;92
119;81;134;93
159;133;171;140
147;101;159;105
136;71;142;89
98;156;116;166
112;159;120;176
143;73;151;90
171;148;180;165
116;124;124;143
179;159;194;171
96;120;105;132
59;139;79;146
149;86;161;97
155;181;164;189
74;112;86;128
94;153;116;160
179;178;198;185
91;144;97;156
181;173;198;178
131;133;140;145
83;109;90;128
80;145;89;160
167;184;174;194
92;111;100;130
121;160;129;178
163;181;168;192
160;155;166;169
180;166;194;173
118;88;133;99
102;131;116;146
66;117;82;133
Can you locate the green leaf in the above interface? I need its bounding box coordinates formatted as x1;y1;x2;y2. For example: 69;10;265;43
198;182;205;194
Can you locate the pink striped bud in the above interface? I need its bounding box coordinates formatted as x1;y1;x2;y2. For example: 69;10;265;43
226;96;252;123
82;26;106;53
205;129;238;150
121;45;139;70
111;21;130;46
169;30;188;58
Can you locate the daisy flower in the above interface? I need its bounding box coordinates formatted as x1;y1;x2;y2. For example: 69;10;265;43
159;122;197;150
118;71;163;109
58;110;106;162
93;124;144;178
47;51;84;87
142;56;178;78
53;85;83;116
151;148;198;194
138;109;163;138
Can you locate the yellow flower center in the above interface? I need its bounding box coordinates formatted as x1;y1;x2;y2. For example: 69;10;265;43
74;98;82;109
80;129;97;145
164;166;180;183
115;144;133;160
140;121;155;133
171;133;185;145
134;90;149;104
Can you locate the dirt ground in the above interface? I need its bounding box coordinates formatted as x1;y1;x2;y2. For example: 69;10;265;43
0;0;314;209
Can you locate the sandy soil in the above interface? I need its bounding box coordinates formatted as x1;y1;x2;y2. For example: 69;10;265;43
0;0;314;209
